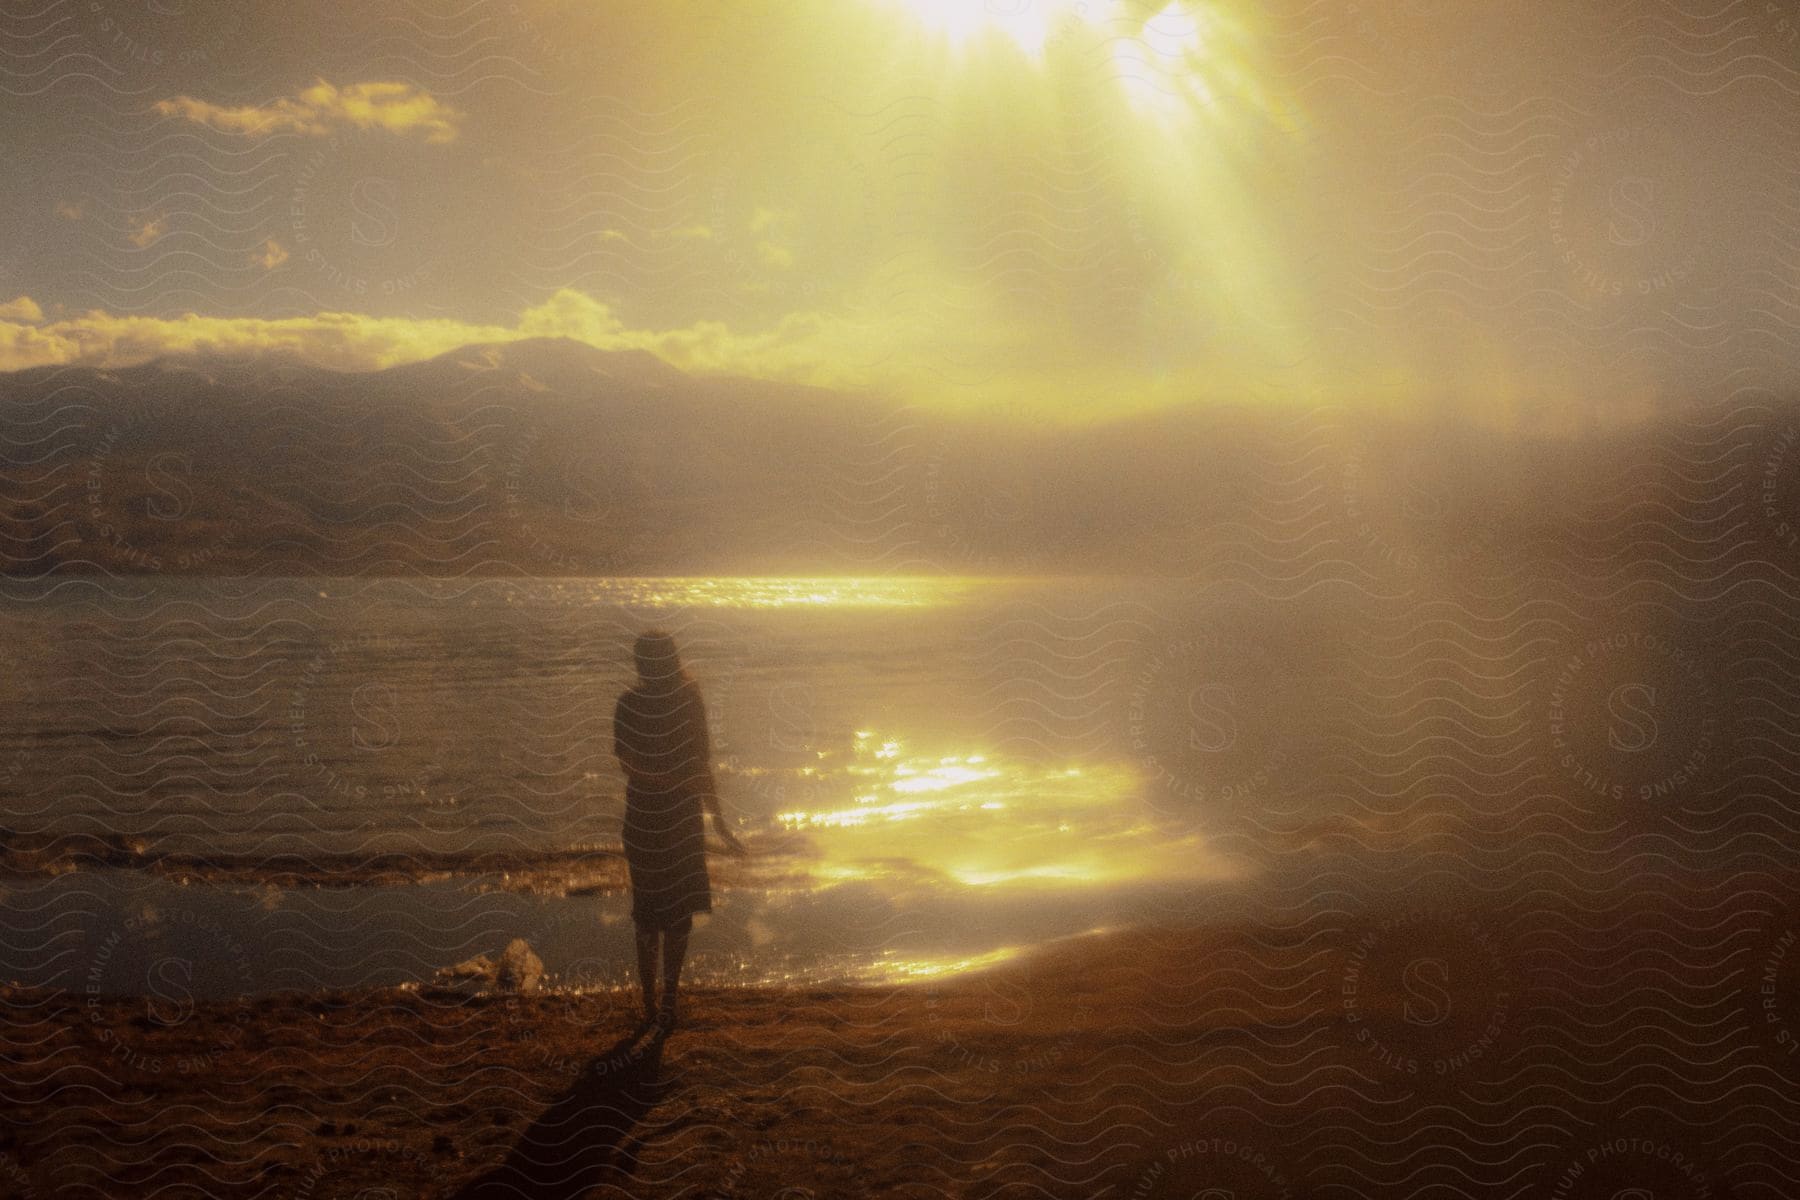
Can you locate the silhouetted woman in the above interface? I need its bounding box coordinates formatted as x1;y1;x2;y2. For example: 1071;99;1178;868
613;629;745;1030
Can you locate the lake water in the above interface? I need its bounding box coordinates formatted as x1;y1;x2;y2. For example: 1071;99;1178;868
0;574;1281;994
0;570;1765;997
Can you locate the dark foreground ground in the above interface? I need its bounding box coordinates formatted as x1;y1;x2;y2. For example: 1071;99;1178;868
2;918;1797;1198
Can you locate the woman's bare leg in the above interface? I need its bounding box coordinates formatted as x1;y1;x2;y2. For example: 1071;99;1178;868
658;916;692;1027
633;922;659;1021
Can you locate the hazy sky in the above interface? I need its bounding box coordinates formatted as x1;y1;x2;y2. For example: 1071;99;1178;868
1;0;1795;423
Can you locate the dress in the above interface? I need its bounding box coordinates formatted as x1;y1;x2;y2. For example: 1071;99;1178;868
613;679;714;928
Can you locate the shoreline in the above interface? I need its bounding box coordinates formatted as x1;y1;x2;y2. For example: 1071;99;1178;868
0;827;828;892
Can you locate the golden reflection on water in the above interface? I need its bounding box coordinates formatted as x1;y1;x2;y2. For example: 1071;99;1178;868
703;945;1027;989
854;944;1022;984
772;730;1216;891
584;575;998;608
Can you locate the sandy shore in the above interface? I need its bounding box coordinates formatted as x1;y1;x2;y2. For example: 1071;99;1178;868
1;919;1790;1198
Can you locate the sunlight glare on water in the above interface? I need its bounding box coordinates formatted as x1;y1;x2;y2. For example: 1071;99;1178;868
771;729;1227;893
853;944;1024;985
572;575;994;609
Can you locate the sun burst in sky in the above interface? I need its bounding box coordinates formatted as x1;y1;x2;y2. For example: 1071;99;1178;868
882;0;1104;57
873;0;1302;162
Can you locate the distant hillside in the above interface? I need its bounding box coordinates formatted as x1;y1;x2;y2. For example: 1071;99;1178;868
0;337;1794;580
0;338;885;576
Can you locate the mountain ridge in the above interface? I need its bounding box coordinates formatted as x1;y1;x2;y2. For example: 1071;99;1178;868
0;338;1787;578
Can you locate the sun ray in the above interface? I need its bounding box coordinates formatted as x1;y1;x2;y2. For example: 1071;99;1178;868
878;0;1099;57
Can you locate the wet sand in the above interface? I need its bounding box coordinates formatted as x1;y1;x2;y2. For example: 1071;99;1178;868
1;919;1789;1198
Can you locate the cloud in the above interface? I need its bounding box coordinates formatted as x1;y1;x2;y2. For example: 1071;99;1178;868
0;288;878;384
0;305;513;374
55;200;83;221
154;79;463;143
0;287;1152;418
515;289;969;394
512;288;628;343
252;240;290;270
130;217;168;248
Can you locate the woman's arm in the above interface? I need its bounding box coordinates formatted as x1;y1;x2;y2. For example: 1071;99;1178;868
689;693;747;855
702;782;747;855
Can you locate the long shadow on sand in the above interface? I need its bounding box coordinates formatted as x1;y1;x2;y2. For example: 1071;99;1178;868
450;1025;667;1198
